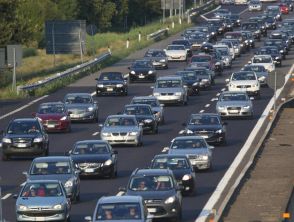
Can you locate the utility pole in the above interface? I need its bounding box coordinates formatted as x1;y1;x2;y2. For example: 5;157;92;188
12;47;16;91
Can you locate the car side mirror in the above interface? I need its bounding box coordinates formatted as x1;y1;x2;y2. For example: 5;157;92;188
68;150;72;155
22;171;28;177
225;79;230;83
84;216;92;222
208;146;215;150
94;101;98;105
139;123;144;126
32;112;36;117
163;49;167;52
113;150;118;155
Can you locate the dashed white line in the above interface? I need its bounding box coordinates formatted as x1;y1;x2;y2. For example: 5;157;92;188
2;193;12;200
92;132;100;136
216;93;220;96
211;98;218;102
116;191;125;196
205;104;210;108
91;91;96;96
239;8;249;15
199;110;205;113
221;88;226;92
20;182;26;187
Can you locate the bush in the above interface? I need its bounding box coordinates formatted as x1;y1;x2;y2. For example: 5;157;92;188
23;48;38;58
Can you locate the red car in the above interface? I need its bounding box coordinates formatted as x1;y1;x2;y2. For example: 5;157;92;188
33;102;71;132
280;3;289;14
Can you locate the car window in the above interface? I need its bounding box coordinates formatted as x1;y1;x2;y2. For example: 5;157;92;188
96;203;142;220
129;175;174;191
177;72;198;81
152;157;189;170
38;104;65;114
189;116;220;125
132;99;159;107
221;93;247;101
30;161;71;175
73;143;109;155
105;117;136;127
64;95;92;104
171;139;207;149
99;73;123;81
232;72;257;80
21;182;62;197
167;45;185;50
132;61;152;68
253;56;272;63
124;106;152;115
7;121;41;134
191;56;211;63
157;80;181;88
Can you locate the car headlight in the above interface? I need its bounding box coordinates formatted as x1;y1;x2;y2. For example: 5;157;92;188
33;137;43;143
206;34;210;38
175;92;182;96
249;39;253;43
182;174;192;181
102;132;111;137
193;82;199;86
64;180;73;188
97;84;104;88
60;116;68;121
130;132;139;136
53;204;62;210
160;59;166;62
153;92;160;96
201;79;209;82
212;32;215;35
202;155;209;160
88;107;94;112
280;50;284;54
255;30;260;34
104;159;112;166
261;26;265;29
240;43;244;47
144;119;153;124
18;205;28;211
258;76;266;81
243;105;251;109
116;84;123;88
187;129;193;134
215;129;223;134
237;19;240;23
275;57;280;60
245;40;248;43
229;83;236;88
218;106;225;110
165;196;176;204
148;70;154;75
130;71;135;74
2;138;12;143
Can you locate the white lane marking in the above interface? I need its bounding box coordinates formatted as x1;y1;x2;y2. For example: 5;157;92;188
195;64;294;222
0;95;48;120
205;104;210;108
200;5;221;20
20;182;26;187
91;91;96;96
216;93;220;96
239;8;249;15
2;193;12;200
116;191;125;196
199;110;205;113
124;74;129;78
221;88;226;92
211;98;218;102
92;132;99;136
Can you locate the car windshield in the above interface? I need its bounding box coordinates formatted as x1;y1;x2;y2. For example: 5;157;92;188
132;99;159;107
171;138;207;149
225;34;241;40
242;23;258;30
221;93;248;101
105;117;136;127
167;45;185;50
253;56;272;63
132;61;152;68
64;94;92;104
124;106;151;115
191;56;211;62
99;73;123;81
152;157;190;170
188;32;206;39
96;203;142;220
129;175;174;191
232;72;256;80
177;72;198;81
189;115;220;125
30;161;71;175
145;50;165;57
38;104;65;114
72;142;109;155
250;0;260;4
243;66;266;72
157;80;181;88
265;17;275;22
217;49;229;56
172;40;189;46
21;182;63;197
7;121;40;134
230;14;239;19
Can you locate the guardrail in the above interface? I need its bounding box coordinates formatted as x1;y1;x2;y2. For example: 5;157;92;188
196;65;294;222
17;51;111;94
147;28;169;41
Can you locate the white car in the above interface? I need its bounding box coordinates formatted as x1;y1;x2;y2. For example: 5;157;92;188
164;44;187;61
226;71;261;97
250;55;275;72
248;0;262;11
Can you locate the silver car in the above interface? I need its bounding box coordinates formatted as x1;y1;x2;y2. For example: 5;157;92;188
100;115;143;147
64;93;99;122
216;91;254;118
248;0;262;11
152;76;188;105
164;45;187;61
15;180;71;221
242;64;269;86
24;156;81;201
164;136;213;170
144;49;168;69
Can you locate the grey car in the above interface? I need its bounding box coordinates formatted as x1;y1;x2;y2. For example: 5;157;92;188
152;76;188;105
85;195;152;222
64;93;99;122
15;180;70;221
242;64;269;86
216;91;254;118
144;49;168;69
100;115;143;147
23;156;81;201
164;136;214;170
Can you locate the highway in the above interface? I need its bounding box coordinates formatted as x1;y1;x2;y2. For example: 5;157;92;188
0;3;294;222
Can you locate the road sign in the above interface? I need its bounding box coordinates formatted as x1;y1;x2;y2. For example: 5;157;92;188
0;48;5;68
7;45;22;68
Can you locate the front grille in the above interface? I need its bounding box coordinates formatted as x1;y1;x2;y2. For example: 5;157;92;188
236;85;251;88
195;131;214;137
111;132;128;136
12;138;32;143
161;93;174;96
189;155;202;160
70;109;86;114
227;107;241;110
78;162;101;169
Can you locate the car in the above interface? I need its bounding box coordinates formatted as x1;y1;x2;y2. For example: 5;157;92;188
95;72;128;96
164;136;214;170
33;102;71;133
128;60;157;82
150;154;197;195
248;17;267;37
241;22;262;40
228;14;242;27
255;46;283;66
240;31;255;49
226;71;261;97
100;115;143;147
165;44;187;61
250;55;275;72
189;54;215;71
220;39;241;57
265;5;282;21
23;156;81;201
264;39;288;58
144;49;168;69
130;96;165;124
248;0;262;11
171;39;192;57
69;140;118;178
185;66;214;89
281;0;294;11
123;104;158;134
280;3;290;14
85;195;152;222
216;91;254;118
175;71;201;96
187;31;208;51
213;45;233;68
15;180;71;222
262;15;277;30
64;93;99;122
224;32;246;48
218;40;235;59
214;8;231;18
179;113;227;145
269;31;291;50
242;64;269;86
1;118;49;160
223;17;234;31
207;49;224;75
207;19;226;35
124;168;183;221
192;26;217;42
152;76;188;105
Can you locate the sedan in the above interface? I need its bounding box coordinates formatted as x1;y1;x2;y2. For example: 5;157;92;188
95;72;128;96
164;44;187;61
100;115;143;147
248;0;262;11
176;71;201;96
129;59;157;83
144;49;168;69
24;156;81;201
242;64;269;86
250;55;275;72
255;46;282;66
15;180;71;222
216;91;254;118
280;3;289;14
33;102;71;133
69;140;118;178
64;93;99;122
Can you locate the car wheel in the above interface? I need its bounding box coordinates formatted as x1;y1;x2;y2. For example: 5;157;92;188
2;153;9;161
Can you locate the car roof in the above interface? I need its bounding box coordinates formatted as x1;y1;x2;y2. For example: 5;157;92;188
221;91;247;95
147;48;164;52
153;154;190;159
132;96;158;100
167;44;185;47
157;76;182;80
65;93;92;96
125;104;152;108
134;168;173;176
173;136;205;140
107;114;137;119
40;102;64;106
190;113;220;118
24;179;61;184
99;195;143;204
33;156;71;162
13;118;38;122
134;59;150;63
75;140;109;144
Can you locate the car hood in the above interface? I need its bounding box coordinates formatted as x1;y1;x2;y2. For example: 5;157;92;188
127;190;176;200
96;220;143;222
217;100;251;106
171;169;192;181
153;87;184;94
190;62;211;68
146;56;166;61
230;80;258;85
151;107;162;113
187;125;221;131
17;196;65;207
36;113;65;120
102;126;140;133
5;134;40;139
71;154;111;163
166;50;186;55
96;80;124;85
255;72;269;77
130;68;152;72
135;115;154;121
168;148;209;156
27;174;73;184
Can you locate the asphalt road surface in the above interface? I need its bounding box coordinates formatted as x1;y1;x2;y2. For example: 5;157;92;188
0;3;294;222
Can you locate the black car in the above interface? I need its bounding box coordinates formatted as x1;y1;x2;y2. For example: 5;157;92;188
124;168;183;221
150;154;196;195
241;31;255;48
123;104;158;134
193;26;217;42
179;113;227;145
1;118;49;160
241;22;262;40
228;14;241;27
171;39;192;57
269;31;291;50
185;67;213;89
255;46;283;66
187;31;208;51
223;18;234;31
207;49;224;75
175;71;201;96
95;72;128;96
248;17;267;36
144;49;168;69
262;15;277;30
69;140;118;178
264;39;288;58
128;60;156;83
207;19;226;35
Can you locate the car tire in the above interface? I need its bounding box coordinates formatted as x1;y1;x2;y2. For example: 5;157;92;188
2;153;9;161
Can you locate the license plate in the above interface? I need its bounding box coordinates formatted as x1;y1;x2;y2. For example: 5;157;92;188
229;110;239;113
36;217;46;221
17;143;27;148
85;168;94;173
107;88;113;91
71;114;80;118
47;124;55;128
148;208;157;213
139;75;145;78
